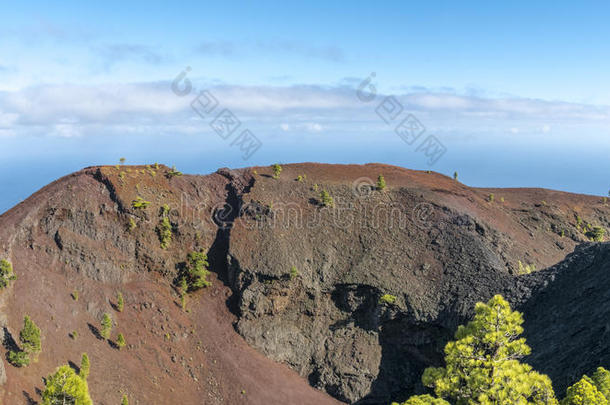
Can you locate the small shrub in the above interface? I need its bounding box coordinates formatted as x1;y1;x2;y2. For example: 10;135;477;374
117;291;124;312
101;313;113;339
453;171;458;181
0;259;16;289
166;165;183;178
146;165;157;177
122;394;129;405
290;266;299;279
8;350;30;367
313;184;319;192
127;217;137;231
71;290;79;301
117;333;126;350
517;260;536;275
379;294;397;305
296;175;304;182
131;196;150;209
320;190;334;207
271;163;282;179
488;193;495;203
119;157;126;165
70;330;78;340
587;226;606;242
377;175;386;191
500;196;505;203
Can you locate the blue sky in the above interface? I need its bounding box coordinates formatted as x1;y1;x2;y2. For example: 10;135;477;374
1;1;610;212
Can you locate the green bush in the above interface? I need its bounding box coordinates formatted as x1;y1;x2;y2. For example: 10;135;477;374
562;377;607;404
379;294;397;305
117;333;126;350
393;395;449;405
377;175;386;191
453;171;458;181
272;163;282;179
290;266;299;279
0;259;16;289
131;196;150;209
517;260;536;275
488;193;495;202
320;190;334;207
586;226;606;242
591;367;610;400
166;165;183;178
8;350;30;367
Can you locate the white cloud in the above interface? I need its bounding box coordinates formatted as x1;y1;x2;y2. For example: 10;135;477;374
0;82;608;142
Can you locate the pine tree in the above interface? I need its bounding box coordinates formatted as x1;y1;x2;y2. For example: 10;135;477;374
117;333;126;350
320;190;334;207
121;394;129;405
420;295;557;404
101;313;113;339
392;394;450;404
185;250;211;290
117;291;124;312
0;259;16;288
179;277;188;310
377;174;386;191
591;367;610;400
561;377;608;405
271;163;282;179
20;315;41;358
8;350;30;367
80;353;90;380
41;364;93;405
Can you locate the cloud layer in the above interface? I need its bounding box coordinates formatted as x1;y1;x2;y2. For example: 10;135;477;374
1;81;609;142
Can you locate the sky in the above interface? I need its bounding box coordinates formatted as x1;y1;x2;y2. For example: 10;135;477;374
1;1;610;213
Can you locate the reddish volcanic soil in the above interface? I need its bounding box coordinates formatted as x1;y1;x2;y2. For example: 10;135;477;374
0;162;608;404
